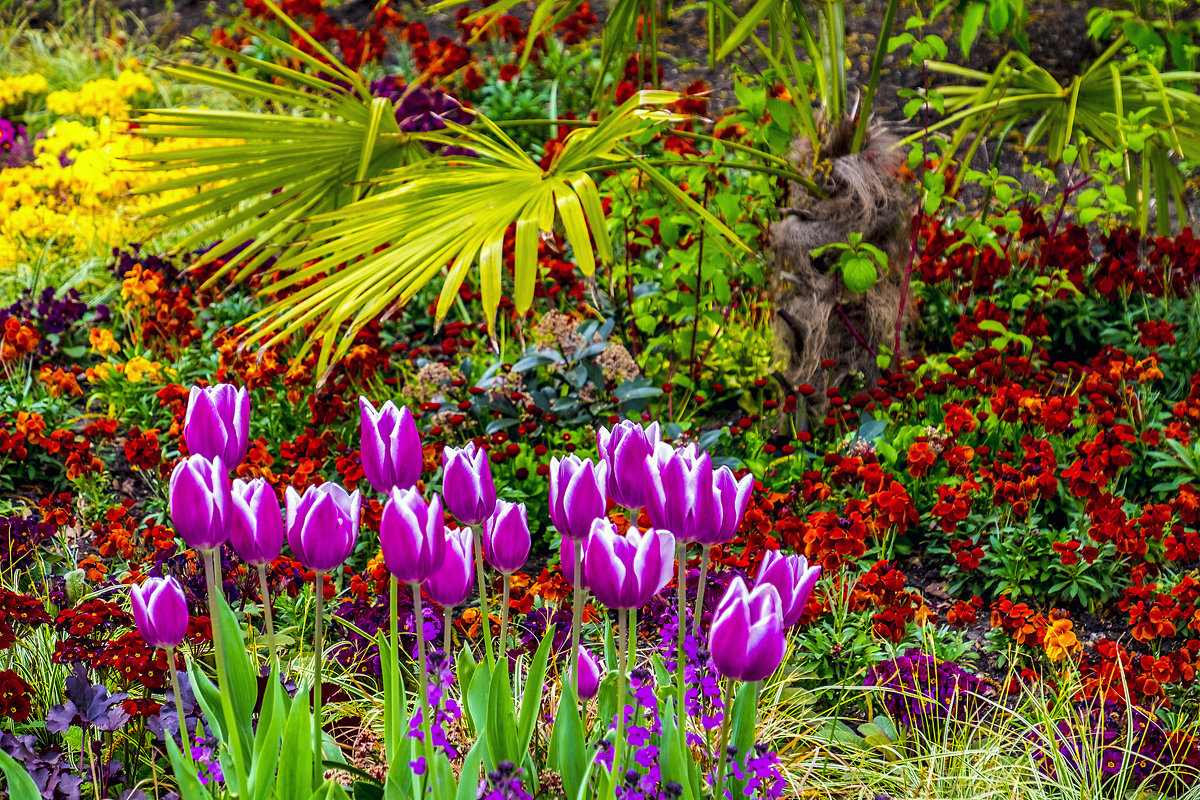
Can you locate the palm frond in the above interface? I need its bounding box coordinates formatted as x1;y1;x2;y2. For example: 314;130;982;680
126;16;423;283
241;91;688;378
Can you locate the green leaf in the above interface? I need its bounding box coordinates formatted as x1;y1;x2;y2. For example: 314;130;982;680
517;629;554;756
841;256;878;293
0;749;41;800
548;684;586;799
278;690;315;800
657;697;696;800
457;738;486;800
960;3;985;60
727;682;758;797
486;659;520;769
248;669;286;800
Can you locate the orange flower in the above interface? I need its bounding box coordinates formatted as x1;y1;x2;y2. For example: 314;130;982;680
1044;614;1080;662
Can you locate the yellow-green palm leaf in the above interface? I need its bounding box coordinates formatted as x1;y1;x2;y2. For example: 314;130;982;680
243;90;689;377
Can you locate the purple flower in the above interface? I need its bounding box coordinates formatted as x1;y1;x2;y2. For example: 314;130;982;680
549;455;608;541
573;645;602;700
228;478;284;567
710;577;785;682
596;420;661;511
130;576;189;650
442;442;496;525
360;397;422;493
644;444;722;544
713;466;754;542
169;455;231;552
380;488;445;585
185;384;250;470
483;500;530;575
583;519;674;610
423;526;473;608
754;550;820;628
284;483;360;572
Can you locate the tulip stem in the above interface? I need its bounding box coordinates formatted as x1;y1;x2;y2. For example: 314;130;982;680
443;605;453;671
412;584;436;793
570;543;584;692
201;549;236;762
388;577;400;761
312;572;325;784
499;573;511;659
693;549;710;629
627;609;637;673
166;650;192;766
472;527;494;666
615;608;628;783
713;677;736;792
674;540;688;721
256;564;276;668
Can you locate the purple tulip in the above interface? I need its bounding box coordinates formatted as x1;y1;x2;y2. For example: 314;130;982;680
360;397;422;493
380;488;446;585
755;550;821;628
573;645;602;700
644;445;721;544
712;466;754;543
583;519;674;610
710;577;785;682
483;500;530;574
130;576;189;650
442;443;496;525
169;455;232;552
284;483;360;572
561;537;587;589
549;455;609;541
185;384;250;470
228;478;284;567
424;526;474;608
596;420;661;511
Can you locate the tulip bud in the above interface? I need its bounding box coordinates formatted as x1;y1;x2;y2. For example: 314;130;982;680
130;576;189;650
572;645;602;700
712;466;754;543
644;444;721;544
755;550;821;628
583;518;674;610
549;455;608;541
360;397;423;494
483;500;530;575
442;443;496;525
424;526;474;608
560;537;587;589
228;478;284;567
380;488;446;585
710;577;785;682
169;455;232;552
185;384;250;470
285;483;360;572
596;420;661;511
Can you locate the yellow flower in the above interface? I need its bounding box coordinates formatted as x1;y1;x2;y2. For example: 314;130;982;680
122;356;162;383
89;328;120;355
120;265;162;309
0;73;48;107
1044;618;1080;663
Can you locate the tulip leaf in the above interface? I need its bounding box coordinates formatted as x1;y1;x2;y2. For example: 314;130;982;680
308;780;352;800
594;673;618;743
517;628;554;757
214;596;256;777
547;684;586;799
163;735;211;800
0;749;41;800
658;698;696;800
376;630;410;767
465;653;492;734
248;668;285;800
278;689;314;800
486;658;520;769
727;682;759;798
457;738;486;800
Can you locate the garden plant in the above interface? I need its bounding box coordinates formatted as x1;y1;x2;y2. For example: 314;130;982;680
2;0;1200;798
